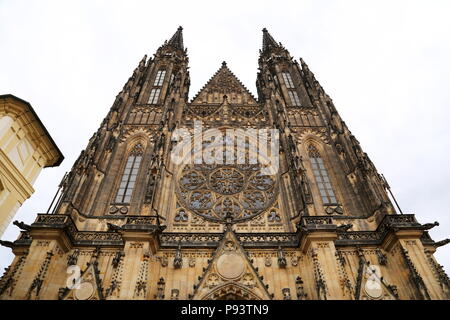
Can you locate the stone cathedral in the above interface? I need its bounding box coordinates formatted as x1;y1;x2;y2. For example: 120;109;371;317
1;27;449;301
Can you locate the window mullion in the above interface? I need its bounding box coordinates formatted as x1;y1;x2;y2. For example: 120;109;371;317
309;146;337;205
124;155;137;203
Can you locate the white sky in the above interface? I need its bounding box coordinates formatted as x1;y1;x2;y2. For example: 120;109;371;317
1;0;450;278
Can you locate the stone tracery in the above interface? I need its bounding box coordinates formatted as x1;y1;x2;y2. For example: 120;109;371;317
177;164;278;223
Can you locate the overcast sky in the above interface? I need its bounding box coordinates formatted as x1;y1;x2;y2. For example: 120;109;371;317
1;0;450;277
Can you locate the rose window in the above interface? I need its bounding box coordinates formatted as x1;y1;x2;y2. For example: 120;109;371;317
209;168;245;195
176;164;278;223
180;171;206;190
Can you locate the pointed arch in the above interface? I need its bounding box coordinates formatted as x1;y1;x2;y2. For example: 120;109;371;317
114;143;144;204
201;282;263;300
147;68;166;105
306;143;337;205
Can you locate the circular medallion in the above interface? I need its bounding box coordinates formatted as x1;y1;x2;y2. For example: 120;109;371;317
75;282;94;300
109;206;119;214
364;265;383;299
364;281;383;299
216;253;245;280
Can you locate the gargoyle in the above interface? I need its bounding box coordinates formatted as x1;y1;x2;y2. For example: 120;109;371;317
0;240;14;248
421;221;439;230
13;220;31;231
434;239;450;248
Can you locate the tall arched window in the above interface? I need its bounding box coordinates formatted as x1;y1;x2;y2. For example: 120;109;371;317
154;70;166;86
281;71;295;88
148;69;166;104
308;145;337;204
115;144;144;203
281;71;302;107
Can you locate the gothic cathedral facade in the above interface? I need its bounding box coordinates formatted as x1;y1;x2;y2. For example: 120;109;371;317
1;27;449;300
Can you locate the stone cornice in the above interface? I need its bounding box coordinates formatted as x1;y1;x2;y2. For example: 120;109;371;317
8;213;438;250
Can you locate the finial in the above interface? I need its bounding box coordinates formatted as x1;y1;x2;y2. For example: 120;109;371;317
222;61;227;67
262;27;268;33
178;26;183;31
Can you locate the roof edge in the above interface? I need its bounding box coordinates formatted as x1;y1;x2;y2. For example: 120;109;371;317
0;94;64;167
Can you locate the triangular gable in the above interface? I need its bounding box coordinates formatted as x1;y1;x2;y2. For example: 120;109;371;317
186;99;265;121
355;261;398;300
61;262;104;300
191;62;258;105
191;228;272;300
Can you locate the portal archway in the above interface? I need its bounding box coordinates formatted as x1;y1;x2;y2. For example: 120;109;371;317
201;283;263;300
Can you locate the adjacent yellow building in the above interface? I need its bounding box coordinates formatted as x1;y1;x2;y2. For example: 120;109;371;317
0;94;63;237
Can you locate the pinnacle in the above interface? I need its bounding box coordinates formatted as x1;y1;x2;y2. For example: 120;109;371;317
167;26;184;50
262;27;280;53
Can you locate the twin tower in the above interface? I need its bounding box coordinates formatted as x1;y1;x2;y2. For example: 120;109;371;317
1;27;449;300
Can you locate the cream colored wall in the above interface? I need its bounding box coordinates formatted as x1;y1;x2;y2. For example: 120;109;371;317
1;116;45;182
0;114;46;237
0;199;20;236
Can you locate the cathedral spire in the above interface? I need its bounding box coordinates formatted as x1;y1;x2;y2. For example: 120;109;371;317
262;27;281;53
166;26;184;50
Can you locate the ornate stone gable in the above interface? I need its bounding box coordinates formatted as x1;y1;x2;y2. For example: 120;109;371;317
354;255;398;300
190;62;258;105
191;227;272;300
60;261;104;301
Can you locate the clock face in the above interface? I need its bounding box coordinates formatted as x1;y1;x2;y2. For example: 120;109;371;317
176;163;278;223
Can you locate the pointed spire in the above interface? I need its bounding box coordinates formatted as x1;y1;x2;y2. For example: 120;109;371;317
167;26;184;50
262;27;281;53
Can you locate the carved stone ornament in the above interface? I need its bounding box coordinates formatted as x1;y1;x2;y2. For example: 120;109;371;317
282;288;292;300
170;289;179;300
173;245;183;269
176;164;278;224
265;256;272;267
160;256;168;268
363;265;383;300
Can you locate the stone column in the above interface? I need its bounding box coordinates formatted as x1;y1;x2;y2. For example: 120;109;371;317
299;217;345;300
